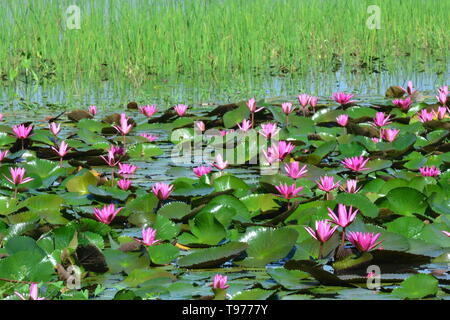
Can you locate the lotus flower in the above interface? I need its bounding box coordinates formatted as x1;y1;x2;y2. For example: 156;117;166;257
341;155;369;172
193;165;212;178
118;163;138;176
89;105;97;116
309;96;318;113
372;112;392;127
276;141;295;160
419;165;440;177
15;283;44;300
174;104;189;116
281;102;295;115
113;113;133;136
4;167;33;186
297;94;311;108
139;105;157;117
152;182;174;200
328;204;358;228
117;179;132;191
237;119;252;132
93;204;122;224
136;227;160;246
438;85;449;96
332;92;355;106
316;176;340;192
262;146;279;165
260;123;279;139
195;121;206;132
12;124;33;140
213;274;229;289
442;231;450;237
139;133;157;142
49;122;61;136
400;81;416;96
417;109;434;122
0;150;9;162
340;179;360;193
305;220;338;243
109;145;125;157
433;106;447;120
246;98;263;113
381;128;400;142
212;154;228;170
347;231;383;252
336;114;349;127
100;150;120;167
436;85;448;105
392;97;412;112
219;129;234;137
284;161;308;179
52;140;70;158
275;183;304;200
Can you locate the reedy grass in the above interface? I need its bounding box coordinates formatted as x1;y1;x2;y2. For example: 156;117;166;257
0;0;448;85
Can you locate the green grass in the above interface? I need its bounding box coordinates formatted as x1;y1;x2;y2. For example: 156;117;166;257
0;0;448;84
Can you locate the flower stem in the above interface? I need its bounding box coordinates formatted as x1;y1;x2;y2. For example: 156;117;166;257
319;243;324;259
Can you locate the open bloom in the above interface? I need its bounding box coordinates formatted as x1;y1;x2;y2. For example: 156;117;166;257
305;220;338;243
152;182;174;200
4;167;33;186
297;94;311;108
93;204;122;224
381;128;400;142
281;102;295;115
437;85;448;105
328;204;358;228
193;165;212;178
237;119;252;132
276;141;295;160
101;150;120;167
316;176;340;192
372;112;392;127
284;162;308;179
309;96;318;112
15;283;44;300
332;92;355;105
433;106;447;120
139;105;157;117
347;232;383;252
89;105;97;116
139;133;157;142
118;163;138;176
392;97;412;112
260;123;279;139
117;179;132;191
113;113;133;135
212;154;228;170
136;227;160;246
246;98;263;113
49;122;61;135
417;109;434;122
195;121;206;132
174;104;188;116
262;146;279;165
0;150;9;162
400;81;416;96
213;274;229;289
336;114;349;127
12;124;33;139
341;155;369;172
419;165;440;177
275;183;304;200
51;140;70;158
340;179;360;193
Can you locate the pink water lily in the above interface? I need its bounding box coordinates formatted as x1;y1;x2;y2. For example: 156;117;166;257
117;179;132;191
341;155;370;172
139;133;157;142
400;80;416;96
275;183;304;200
262;146;279;165
284;161;308;179
212;154;228;170
417;109;434;122
419;165;440;177
336;114;349;127
213;274;229;289
135;227;160;246
101;150;121;167
93;204;123;225
281;102;295;115
260;123;279;139
15;283;44;300
332;92;355;106
436;85;448;105
89;105;97;116
246;98;263;113
193;165;212;178
219;129;234;137
328;204;358;228
0;150;9;162
152;182;174;200
442;231;450;237
347;231;383;252
371;137;380;143
297;94;311;108
340;179;361;193
309;96;318;113
4;167;33;186
174;104;189;116
276;141;295;160
12;124;33;149
113;113;133;139
195;121;206;132
316;175;340;192
305;220;338;244
433;106;447;120
49;122;61;136
52;140;70;167
381;128;400;142
392;97;412;112
237;119;252;132
118;163;138;176
139;105;157;117
372;112;392;128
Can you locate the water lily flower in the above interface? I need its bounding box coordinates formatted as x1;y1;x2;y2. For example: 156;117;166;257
213;274;229;289
328;204;358;228
372;112;392;128
305;220;338;244
0;150;9;162
275;183;304;200
195;121;206;132
139;105;157;117
237;119;252;132
193;165;212;178
12;124;33;149
117;179;132;191
212;154;228;170
284;161;308;179
52;140;70;167
246;98;263;113
341;155;369;172
433;106;447;120
419;165;440;177
110;145;125;157
371;137;380;143
281;102;295;115
442;231;450;237
118;163;138;176
336;114;349;127
174;104;189;116
438;85;449;96
316;176;340;192
340;179;360;193
262;146;279;165
332;92;355;106
309;96;318;113
49;122;61;136
417;109;434;122
93;204;123;225
276;141;295;160
136;227;160;246
381;128;400;142
260;123;279;139
5;168;34;198
0;114;3;121
297;94;311;108
392;97;412;112
346;231;383;252
101;150;121;167
139;133;157;142
89;105;97;116
113;113;133;140
152;182;174;200
400;81;416;96
15;283;44;300
219;129;234;137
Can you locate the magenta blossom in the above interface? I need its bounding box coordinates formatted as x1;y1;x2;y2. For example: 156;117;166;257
193;165;212;178
219;129;234;137
152;182;174;200
275;183;304;200
0;150;9;162
417;109;434;123
136;227;160;246
332;92;355;106
392;97;412;112
139;133;157;142
93;204;122;225
4;167;33;186
49;122;61;136
139;105;157;117
372;112;392;128
246;98;263;113
262;146;279;165
371;137;380;143
89;105;97;116
419;165;440;177
400;81;416;96
12;124;33;139
328;204;358;228
316;176;340;192
51;140;70;158
381;128;400;142
237;119;252;132
281;102;295;115
113;113;133;135
309;96;318;112
195;121;206;132
212;154;228;170
284;162;308;179
433;106;447;120
213;274;229;290
117;179;132;191
297;94;311;108
442;231;450;237
118;163;138;176
260;123;279;139
336;114;349;127
174;104;188;116
341;155;370;172
276;141;295;160
15;283;44;300
436;85;448;105
340;179;361;193
347;232;383;252
100;150;120;167
305;220;338;243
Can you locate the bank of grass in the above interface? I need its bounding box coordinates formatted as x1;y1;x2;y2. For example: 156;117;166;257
0;0;448;84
